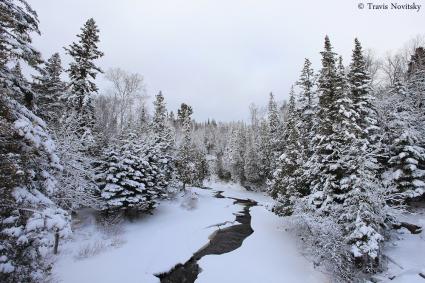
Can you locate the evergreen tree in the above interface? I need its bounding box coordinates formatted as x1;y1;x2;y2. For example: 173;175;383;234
383;47;425;203
177;103;193;125
0;0;42;103
258;119;273;181
244;131;262;186
348;39;378;139
138;102;150;133
267;92;283;165
151;92;175;191
32;53;66;124
0;2;70;281
304;37;384;271
243;104;264;186
175;103;196;189
96;133;165;214
296;58;316;158
271;87;303;215
230;125;247;183
268;92;280;140
308;36;349;209
152;91;174;151
64;18;103;134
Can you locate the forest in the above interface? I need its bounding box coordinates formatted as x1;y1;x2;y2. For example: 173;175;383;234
1;0;425;282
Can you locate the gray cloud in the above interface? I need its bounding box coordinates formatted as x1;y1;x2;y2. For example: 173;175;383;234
29;0;425;121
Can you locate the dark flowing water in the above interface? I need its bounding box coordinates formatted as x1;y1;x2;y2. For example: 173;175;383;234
155;192;257;283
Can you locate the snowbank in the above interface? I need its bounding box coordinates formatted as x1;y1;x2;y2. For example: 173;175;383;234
53;188;240;283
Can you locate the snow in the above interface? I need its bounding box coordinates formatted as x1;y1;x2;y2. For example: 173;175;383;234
197;205;327;283
379;208;425;282
53;187;240;283
53;182;328;282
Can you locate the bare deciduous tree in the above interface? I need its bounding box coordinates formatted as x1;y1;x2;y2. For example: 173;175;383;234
96;68;148;137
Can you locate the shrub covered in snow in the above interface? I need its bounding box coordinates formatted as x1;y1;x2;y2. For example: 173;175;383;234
96;133;167;214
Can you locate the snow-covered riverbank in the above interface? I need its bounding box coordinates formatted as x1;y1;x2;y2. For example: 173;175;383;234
52;182;328;283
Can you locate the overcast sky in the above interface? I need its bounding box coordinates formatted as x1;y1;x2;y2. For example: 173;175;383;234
29;0;425;121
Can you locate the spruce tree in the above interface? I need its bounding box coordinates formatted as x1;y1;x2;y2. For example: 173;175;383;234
337;39;386;268
308;36;350;209
230;125;247;183
348;39;379;140
308;37;383;270
296;58;316;158
244;131;261;186
243;105;264;186
151;91;175;191
383;47;425;203
64;18;103;133
32;53;66;124
176;103;195;189
0;1;71;281
152;91;174;152
271;87;303;215
267;92;283;165
268;92;280;140
175;104;208;188
96;133;164;213
258;119;273;181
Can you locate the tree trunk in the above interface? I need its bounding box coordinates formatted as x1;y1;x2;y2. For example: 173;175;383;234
53;229;60;254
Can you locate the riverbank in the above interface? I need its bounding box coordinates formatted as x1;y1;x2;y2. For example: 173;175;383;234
52;183;327;283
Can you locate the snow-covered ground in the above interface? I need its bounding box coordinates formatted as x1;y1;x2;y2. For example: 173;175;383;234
52;182;328;283
198;181;327;283
376;208;425;283
197;205;327;283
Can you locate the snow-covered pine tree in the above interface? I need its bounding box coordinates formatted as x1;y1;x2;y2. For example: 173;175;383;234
0;93;72;283
244;131;262;186
138;102;150;133
296;58;316;158
257;119;273;182
177;103;193;125
267;92;283;171
307;36;353;210
192;146;209;187
348;38;379;141
96;132;165;214
0;0;42;111
271;87;303;215
176;103;196;189
0;1;71;281
340;39;385;269
32;53;66;125
383;47;425;203
152;91;175;188
64;18;103;137
242;104;263;186
230;124;247;183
